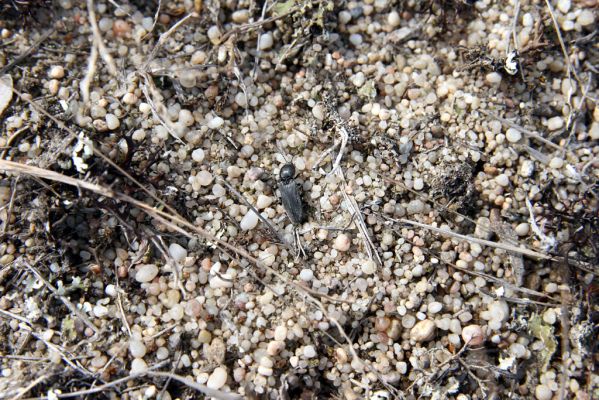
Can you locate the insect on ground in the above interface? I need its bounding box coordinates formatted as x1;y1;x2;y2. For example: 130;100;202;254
277;157;308;258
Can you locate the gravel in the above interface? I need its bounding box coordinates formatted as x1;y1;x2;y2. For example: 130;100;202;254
0;1;596;399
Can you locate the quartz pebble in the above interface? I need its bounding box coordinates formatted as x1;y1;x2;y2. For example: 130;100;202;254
168;243;187;262
299;269;314;282
240;210;259;231
505;128;522;143
207;367;227;390
547;116;564;131
135;264;159;283
105;114;120;130
274;326;288;341
535;384;552;400
191;148;205;163
49;66;65;79
461;325;484;346
130;358;148;373
196;171;213;186
303;345;316;358
334;234;351;252
410;320;436;342
207;116;224;129
129;339;147;358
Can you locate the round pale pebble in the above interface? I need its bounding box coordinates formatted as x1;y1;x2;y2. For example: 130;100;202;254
410;319;437;342
351;72;366;87
312;103;325;121
506;128;522;143
547;116;564;131
240;210;259;231
549;157;564;169
267;340;285;356
191;148;205;163
535;384;552;400
207;367;227;390
387;11;400;28
577;10;595;27
196;170;213;186
515;223;529;236
135;264;159;283
303;345;317;358
235;92;247;107
486;72;502;85
258;32;274;50
106;114;120;130
207;25;222;45
428;302;442;314
48;65;65;79
168;243;187;263
495;174;510;187
361;260;376;275
232;10;250;23
461;325;485;346
122;92;138;105
207;116;224;129
413;178;424;191
299;269;314;282
274;326;288;341
257;366;273;376
129;339;147;358
557;0;570;13
130;358;148;374
334;234;351;252
349;33;363;46
256;195;273;209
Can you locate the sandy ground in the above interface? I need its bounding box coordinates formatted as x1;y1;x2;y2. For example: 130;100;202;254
0;0;597;399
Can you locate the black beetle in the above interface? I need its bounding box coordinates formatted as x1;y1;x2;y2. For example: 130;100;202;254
279;163;307;225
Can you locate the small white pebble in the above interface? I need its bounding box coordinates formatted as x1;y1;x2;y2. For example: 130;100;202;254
410;320;436;342
312;104;325;121
122;92;137;105
256;195;273;209
48;66;65;79
191;148;205;163
535;384;553;400
129;339;147;358
258;32;274;50
413;178;424;191
461;324;485;346
130;358;148;374
195;170;213;186
334;234;351;252
506;128;522;143
547;116;564;131
549;157;564;169
168;243;187;263
105;114;120;130
207;116;224;129
361;260;376;275
349;33;363;46
428;302;442;314
207;26;222;45
486;72;502;84
207;367;227;390
303;345;317;358
515;223;529;236
387;11;400;28
135;264;159;283
495;174;510;187
299;269;314;282
273;326;288;343
240;210;259;231
577;10;595;27
557;0;570;13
